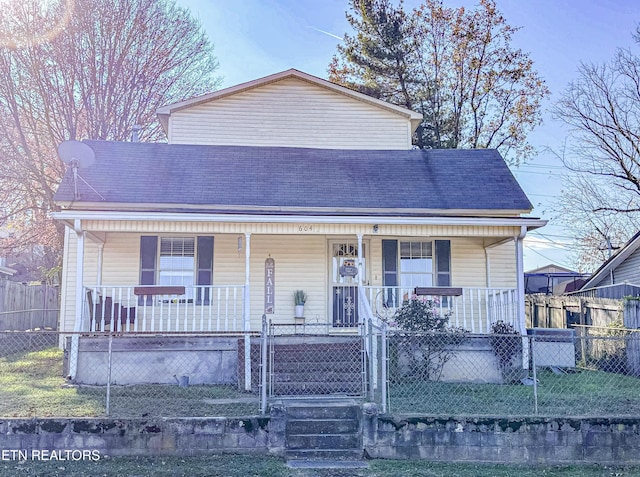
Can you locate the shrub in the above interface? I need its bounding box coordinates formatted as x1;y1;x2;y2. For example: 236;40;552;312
392;295;450;332
389;295;468;382
489;320;523;383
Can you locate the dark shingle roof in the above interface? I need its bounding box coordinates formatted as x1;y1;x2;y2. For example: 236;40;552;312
54;141;532;213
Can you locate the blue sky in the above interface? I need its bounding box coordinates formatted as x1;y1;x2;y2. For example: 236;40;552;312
177;0;640;271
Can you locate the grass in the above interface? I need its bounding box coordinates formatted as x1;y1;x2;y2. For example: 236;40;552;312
3;346;640;418
0;347;258;418
0;455;637;477
388;368;640;416
107;383;259;417
0;348;104;417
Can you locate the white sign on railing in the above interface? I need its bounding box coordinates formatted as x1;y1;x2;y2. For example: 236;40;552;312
265;258;275;314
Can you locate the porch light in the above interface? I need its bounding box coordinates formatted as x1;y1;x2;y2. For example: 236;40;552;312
237;236;243;252
373;224;379;233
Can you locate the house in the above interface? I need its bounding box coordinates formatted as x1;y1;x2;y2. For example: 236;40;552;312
574;231;640;299
52;69;546;385
525;264;589;295
0;258;16;279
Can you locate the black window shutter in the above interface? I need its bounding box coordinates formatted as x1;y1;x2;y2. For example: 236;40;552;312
140;236;158;285
435;240;451;287
139;236;158;305
382;240;398;306
196;236;214;304
382;240;398;286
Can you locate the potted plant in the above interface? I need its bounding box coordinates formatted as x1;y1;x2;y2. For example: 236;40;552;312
293;290;307;318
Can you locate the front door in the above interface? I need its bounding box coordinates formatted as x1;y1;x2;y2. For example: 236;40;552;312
330;240;367;328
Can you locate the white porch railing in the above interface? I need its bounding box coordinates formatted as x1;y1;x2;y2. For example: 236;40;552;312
83;285;245;333
361;286;518;333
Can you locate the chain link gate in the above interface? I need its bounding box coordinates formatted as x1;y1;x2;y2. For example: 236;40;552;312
260;318;369;405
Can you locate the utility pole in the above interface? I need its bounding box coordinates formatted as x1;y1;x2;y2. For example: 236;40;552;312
598;236;621;284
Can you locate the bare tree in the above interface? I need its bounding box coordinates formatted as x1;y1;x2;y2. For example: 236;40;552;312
330;0;549;164
553;26;640;268
0;0;219;280
552;173;639;271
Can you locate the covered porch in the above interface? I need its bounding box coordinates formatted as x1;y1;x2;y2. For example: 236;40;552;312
80;284;519;334
58;214;544;337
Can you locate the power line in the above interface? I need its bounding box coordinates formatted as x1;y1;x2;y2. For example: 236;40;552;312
513;170;564;176
525;246;574;269
529;231;574;240
529;232;573;247
517;164;566;170
526;193;559;198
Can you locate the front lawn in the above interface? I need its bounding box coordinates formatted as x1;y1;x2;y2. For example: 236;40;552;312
0;455;637;477
388;368;640;416
0;348;258;417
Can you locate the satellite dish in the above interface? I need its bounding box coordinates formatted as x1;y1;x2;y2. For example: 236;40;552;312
57;140;95;169
57;140;99;201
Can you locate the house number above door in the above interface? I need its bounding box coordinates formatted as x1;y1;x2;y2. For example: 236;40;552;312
297;224;315;232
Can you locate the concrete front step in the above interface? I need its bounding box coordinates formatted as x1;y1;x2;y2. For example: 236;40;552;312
284;401;360;419
270;338;363;396
283;400;363;463
285;448;364;461
287;418;360;434
274;383;361;396
286;459;368;469
287;433;361;450
272;360;361;372
274;371;361;382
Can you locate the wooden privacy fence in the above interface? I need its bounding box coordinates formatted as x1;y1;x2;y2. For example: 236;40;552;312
525;295;626;329
0;280;59;330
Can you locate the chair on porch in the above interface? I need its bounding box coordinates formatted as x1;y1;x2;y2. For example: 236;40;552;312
86;291;135;331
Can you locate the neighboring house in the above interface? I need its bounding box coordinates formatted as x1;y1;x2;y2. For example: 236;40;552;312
0;258;16;279
574;231;640;299
525;264;589;295
52;69;545;381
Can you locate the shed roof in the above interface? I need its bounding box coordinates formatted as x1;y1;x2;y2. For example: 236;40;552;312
579;230;640;290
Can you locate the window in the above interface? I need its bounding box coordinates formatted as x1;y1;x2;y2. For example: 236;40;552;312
159;237;195;295
139;236;214;303
383;239;451;292
400;241;433;288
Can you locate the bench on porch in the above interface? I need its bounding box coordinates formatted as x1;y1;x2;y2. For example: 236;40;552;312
133;285;187;309
414;287;463;297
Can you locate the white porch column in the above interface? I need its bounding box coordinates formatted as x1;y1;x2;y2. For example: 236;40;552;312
96;243;104;287
70;220;85;380
484;248;492;288
356;234;363;286
74;220;85;332
516;226;529;370
244;233;251;391
515;226;526;332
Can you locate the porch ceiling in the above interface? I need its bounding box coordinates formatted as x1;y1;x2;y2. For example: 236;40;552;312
53;212;546;239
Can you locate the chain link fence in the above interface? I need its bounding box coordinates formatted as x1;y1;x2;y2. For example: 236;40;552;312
2;326;640;419
266;322;365;398
384;327;640;417
0;331;260;418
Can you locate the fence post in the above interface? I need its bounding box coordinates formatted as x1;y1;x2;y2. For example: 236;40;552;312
531;335;538;414
368;318;375;402
579;300;587;364
260;315;268;415
106;333;113;416
381;321;388;414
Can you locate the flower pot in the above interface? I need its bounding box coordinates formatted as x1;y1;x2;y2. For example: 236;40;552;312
294;305;305;318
